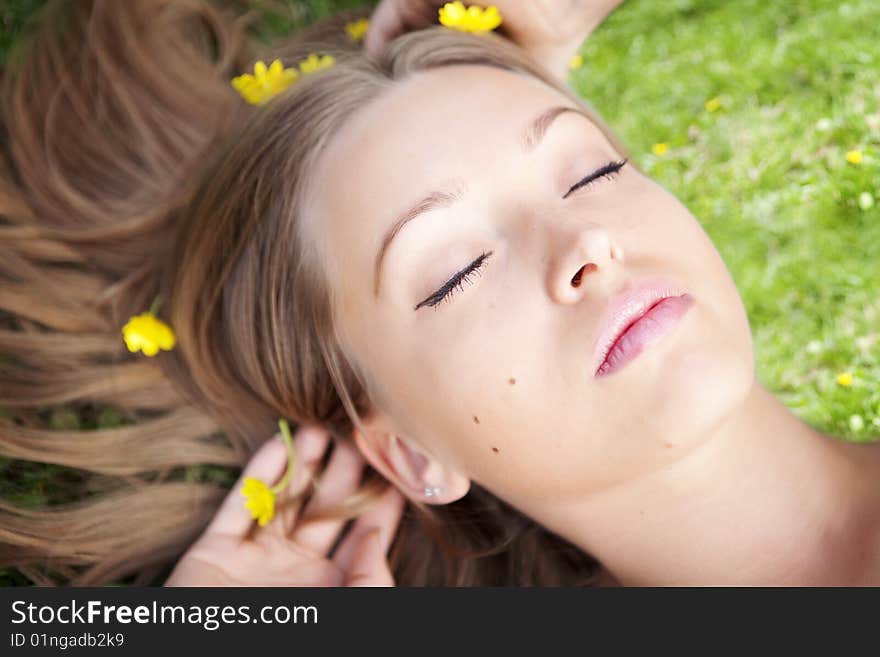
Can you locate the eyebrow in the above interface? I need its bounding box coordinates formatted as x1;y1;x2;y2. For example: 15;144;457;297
373;104;590;297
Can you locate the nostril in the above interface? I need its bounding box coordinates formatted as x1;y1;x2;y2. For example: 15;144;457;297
571;263;596;288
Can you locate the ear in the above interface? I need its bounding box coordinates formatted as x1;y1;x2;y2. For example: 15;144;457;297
352;412;470;506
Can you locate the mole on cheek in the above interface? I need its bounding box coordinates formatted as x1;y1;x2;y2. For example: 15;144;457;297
473;415;480;424
508;377;516;385
491;446;500;454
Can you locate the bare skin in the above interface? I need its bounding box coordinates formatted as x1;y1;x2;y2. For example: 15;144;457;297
166;426;406;586
303;63;880;586
537;381;880;586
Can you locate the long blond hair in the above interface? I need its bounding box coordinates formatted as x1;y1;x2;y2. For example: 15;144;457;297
0;0;627;585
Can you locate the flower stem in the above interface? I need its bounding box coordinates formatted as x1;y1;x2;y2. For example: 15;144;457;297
270;418;296;494
149;294;163;316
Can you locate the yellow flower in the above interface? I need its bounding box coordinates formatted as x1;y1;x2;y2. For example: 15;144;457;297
241;419;297;527
122;299;176;357
298;53;336;74
242;477;275;527
346;18;370;42
569;54;584;70
438;2;503;33
652;142;669;156
231;59;299;106
705;97;721;112
836;372;853;387
846;150;863;164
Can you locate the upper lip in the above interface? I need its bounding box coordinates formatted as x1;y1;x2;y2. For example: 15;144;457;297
592;278;688;374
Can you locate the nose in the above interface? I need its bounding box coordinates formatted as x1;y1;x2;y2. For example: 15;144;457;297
548;222;623;304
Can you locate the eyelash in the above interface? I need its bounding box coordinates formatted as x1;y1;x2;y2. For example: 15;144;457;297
414;158;628;311
563;158;628;198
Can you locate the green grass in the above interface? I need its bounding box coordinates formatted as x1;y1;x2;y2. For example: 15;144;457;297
0;0;43;65
1;0;878;584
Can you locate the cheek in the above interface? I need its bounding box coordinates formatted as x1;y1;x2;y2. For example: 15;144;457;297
395;306;548;471
414;315;596;496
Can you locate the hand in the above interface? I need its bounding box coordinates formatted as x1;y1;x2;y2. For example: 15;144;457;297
165;424;405;586
364;1;626;79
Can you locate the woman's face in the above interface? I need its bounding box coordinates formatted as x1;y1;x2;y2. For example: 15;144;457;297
306;64;754;509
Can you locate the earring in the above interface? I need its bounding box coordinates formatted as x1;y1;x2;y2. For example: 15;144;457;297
423;485;443;498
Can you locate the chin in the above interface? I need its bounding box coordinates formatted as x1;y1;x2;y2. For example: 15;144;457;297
642;304;755;446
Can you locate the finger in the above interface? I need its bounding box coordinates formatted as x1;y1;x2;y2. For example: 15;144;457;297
261;424;333;539
332;484;406;573
364;0;438;59
203;432;290;538
364;0;406;59
289;440;365;554
205;424;330;539
344;527;395;587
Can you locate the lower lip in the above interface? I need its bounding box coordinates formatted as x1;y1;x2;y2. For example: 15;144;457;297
595;293;694;378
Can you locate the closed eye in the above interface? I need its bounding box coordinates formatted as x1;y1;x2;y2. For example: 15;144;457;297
563;158;627;199
414;251;493;311
414;158;628;311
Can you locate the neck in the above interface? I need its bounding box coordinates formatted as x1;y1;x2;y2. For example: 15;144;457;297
542;380;880;585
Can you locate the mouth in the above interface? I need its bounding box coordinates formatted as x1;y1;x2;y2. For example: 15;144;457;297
592;279;693;378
